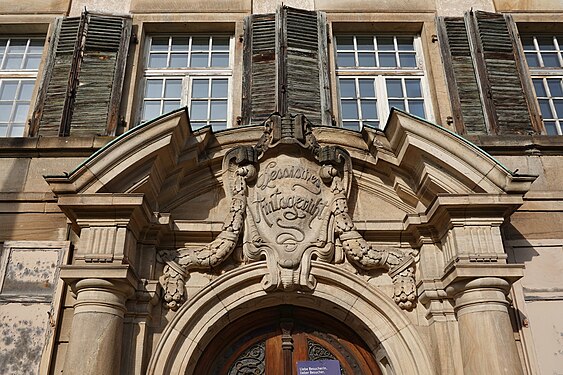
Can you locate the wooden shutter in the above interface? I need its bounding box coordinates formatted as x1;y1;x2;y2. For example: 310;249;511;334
242;6;331;126
71;14;131;136
281;7;330;126
242;13;277;125
33;12;131;137
34;17;84;136
437;17;487;134
467;10;533;135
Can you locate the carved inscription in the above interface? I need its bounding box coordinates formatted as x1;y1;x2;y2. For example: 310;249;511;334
157;114;417;311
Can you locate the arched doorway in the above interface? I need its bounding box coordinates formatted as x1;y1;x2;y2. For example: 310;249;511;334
196;305;382;374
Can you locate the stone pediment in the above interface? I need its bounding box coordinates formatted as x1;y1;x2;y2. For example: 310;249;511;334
45;108;536;312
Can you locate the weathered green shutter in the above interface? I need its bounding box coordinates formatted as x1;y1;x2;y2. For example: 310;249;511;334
71;14;131;136
34;17;84;136
437;17;487;134
33;12;130;137
242;6;331;126
282;7;330;126
468;10;533;135
243;13;277;125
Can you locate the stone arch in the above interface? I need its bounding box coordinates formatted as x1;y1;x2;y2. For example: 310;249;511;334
147;262;434;375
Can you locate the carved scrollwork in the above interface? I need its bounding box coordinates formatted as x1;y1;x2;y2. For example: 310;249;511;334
157;113;417;311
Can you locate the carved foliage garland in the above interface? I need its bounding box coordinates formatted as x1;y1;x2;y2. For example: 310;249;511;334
158;114;416;310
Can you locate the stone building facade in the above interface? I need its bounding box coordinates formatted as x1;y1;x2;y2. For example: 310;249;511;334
0;0;562;374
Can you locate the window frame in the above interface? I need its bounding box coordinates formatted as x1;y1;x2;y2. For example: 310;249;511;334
334;33;433;130
520;34;563;135
140;34;234;130
0;35;46;137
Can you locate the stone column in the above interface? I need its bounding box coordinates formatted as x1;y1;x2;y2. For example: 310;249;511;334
62;276;135;375
447;277;523;375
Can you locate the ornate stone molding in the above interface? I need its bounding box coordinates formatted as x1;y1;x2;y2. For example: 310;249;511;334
158;113;416;310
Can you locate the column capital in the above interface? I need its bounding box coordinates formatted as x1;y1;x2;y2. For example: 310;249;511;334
445;276;512;317
61;264;138;317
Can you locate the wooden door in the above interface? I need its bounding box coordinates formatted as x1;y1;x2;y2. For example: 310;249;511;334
195;306;382;375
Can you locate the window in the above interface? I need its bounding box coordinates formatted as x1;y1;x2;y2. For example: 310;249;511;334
335;34;429;130
142;35;232;130
522;35;563;135
0;37;44;137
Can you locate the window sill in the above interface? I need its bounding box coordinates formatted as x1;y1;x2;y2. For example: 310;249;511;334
465;134;563;155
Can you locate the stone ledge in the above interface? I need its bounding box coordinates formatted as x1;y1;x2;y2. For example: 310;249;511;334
465;134;563;155
0;136;113;157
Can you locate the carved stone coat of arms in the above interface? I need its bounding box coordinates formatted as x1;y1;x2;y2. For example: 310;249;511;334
158;114;416;311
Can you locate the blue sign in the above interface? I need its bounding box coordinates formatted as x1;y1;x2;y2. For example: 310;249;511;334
296;360;341;375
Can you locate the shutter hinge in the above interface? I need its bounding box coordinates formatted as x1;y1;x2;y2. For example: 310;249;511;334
431;34;438;43
131;33;139;44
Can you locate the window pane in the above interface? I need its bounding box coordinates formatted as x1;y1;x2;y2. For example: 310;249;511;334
553;99;563;117
525;52;540;67
342;121;360;130
24;55;41;70
211;79;228;97
341;100;358;119
171;37;189;51
336;36;354;50
405;79;422;97
379;53;397;67
389;99;405;111
536;36;556;50
359;79;375;97
150;37;169;51
360;99;377;119
386;79;403;97
547;79;563;97
538;99;553;117
356;36;374;51
0;103;11;121
190;101;208;120
210;122;227;131
169;53;188;68
358;52;376;67
143;101;161;120
10;124;25;137
4;55;23;69
212;37;230;51
192;37;210;51
397;37;415;51
408;100;425;117
399;53;416;67
339;79;356;98
544;121;558;135
13;103;29;122
0;124;7;136
149;54;167;68
163;100;181;113
521;36;535;50
191;121;206;129
211;53;229;67
377;37;395;51
190;53;208;68
337;52;355;67
7;39;27;53
18;81;35;100
0;81;18;100
28;39;44;54
533;79;546;97
164;79;182;98
210;100;227;120
192;79;209;98
145;80;163;98
542;53;560;67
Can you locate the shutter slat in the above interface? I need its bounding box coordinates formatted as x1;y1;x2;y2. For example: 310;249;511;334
243;13;277;124
438;17;487;134
70;14;130;136
283;7;327;125
472;10;533;135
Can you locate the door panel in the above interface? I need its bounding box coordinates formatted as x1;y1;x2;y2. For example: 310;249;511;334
197;306;382;375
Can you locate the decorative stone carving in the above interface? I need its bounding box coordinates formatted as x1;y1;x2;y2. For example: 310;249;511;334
158;113;416;310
